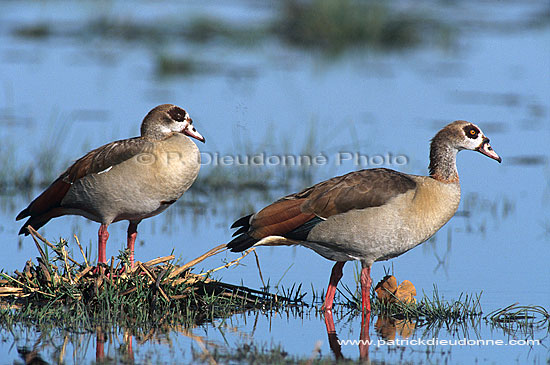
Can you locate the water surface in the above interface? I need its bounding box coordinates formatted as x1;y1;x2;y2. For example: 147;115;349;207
0;0;548;363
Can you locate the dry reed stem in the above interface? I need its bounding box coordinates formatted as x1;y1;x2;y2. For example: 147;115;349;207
198;248;256;278
0;272;54;298
74;234;89;267
139;263;170;302
28;226;80;266
143;255;175;267
62;246;72;284
73;266;93;283
253;250;265;288
165;244;227;281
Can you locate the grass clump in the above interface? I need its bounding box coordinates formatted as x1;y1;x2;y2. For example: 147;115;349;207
0;229;303;333
339;281;549;334
156;54;200;76
486;303;550;335
13;23;52;39
364;286;483;324
185;16;265;45
276;0;440;52
12;0;450;56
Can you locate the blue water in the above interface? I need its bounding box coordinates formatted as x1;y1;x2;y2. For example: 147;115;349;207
0;0;549;363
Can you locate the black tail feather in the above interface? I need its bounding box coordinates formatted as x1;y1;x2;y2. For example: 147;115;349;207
18;217;49;236
227;214;257;251
227;233;258;252
284;216;324;240
231;225;249;237
227;214;324;252
230;214;253;229
16;207;30;221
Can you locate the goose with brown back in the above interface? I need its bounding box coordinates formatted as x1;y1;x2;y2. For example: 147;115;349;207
227;120;501;313
17;104;205;268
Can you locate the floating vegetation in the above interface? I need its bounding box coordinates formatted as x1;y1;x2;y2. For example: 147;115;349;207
1;228;548;362
486;303;550;334
275;0;447;52
506;155;548;166
368;286;483;325
11;0;450;56
185;16;265;45
0;228;303;333
12;23;51;39
340;279;549;335
156;54;202;76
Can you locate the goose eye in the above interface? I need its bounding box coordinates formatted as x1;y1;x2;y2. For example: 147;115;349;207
168;107;187;122
463;125;479;139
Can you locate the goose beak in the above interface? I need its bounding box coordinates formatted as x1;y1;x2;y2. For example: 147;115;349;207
183;119;206;143
476;138;501;163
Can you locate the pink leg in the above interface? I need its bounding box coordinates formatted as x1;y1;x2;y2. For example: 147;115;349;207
98;224;109;264
127;222;138;269
322;261;345;311
359;308;371;360
323;308;344;360
360;264;372;314
359;263;372;360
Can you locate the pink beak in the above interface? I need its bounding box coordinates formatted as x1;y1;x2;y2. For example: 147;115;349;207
183;119;205;143
477;139;501;163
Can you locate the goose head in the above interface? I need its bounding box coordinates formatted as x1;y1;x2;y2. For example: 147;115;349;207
429;120;501;182
432;120;501;162
449;120;501;162
141;104;205;142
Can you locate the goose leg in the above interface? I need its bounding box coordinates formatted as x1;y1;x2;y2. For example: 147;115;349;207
322;261;345;311
359;262;372;360
360;264;372;313
127;222;139;269
98;224;109;264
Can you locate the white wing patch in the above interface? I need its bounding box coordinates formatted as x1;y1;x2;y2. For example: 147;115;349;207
97;166;113;175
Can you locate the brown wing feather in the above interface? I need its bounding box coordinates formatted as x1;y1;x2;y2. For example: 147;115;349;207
228;168;417;252
248;168;416;238
16;137;156;233
299;168;417;217
64;137;154;183
249;199;315;239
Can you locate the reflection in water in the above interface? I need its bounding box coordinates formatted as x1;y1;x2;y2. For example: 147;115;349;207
17;347;48;365
324;309;371;361
324;309;344;360
323;296;416;361
95;327;134;364
4;303;549;363
96;327;106;363
0;0;548;363
374;316;416;341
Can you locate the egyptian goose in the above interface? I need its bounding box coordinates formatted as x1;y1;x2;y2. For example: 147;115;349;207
227;120;501;313
17;104;205;268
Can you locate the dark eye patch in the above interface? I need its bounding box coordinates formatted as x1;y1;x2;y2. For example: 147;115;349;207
167;106;187;122
463;125;480;139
